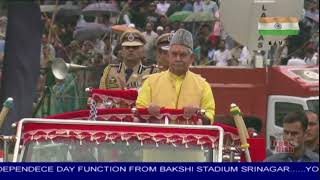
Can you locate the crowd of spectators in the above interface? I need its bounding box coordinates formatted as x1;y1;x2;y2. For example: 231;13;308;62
0;0;318;114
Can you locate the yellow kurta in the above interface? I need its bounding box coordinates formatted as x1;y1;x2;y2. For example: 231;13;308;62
136;70;215;122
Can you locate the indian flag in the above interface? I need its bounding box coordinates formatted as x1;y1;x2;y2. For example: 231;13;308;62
258;17;300;36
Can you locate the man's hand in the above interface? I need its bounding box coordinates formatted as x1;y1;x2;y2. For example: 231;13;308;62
148;103;161;117
183;106;200;119
198;116;211;125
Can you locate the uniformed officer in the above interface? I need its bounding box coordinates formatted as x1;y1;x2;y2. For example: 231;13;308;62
154;32;174;72
140;32;174;81
99;30;156;89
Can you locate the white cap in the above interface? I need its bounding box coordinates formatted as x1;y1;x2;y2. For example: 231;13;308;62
157;26;164;31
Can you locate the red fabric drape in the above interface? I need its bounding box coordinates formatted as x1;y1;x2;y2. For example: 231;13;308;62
89;89;138;101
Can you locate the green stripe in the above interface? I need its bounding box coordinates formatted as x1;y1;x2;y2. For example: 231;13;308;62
259;30;299;36
3;98;13;109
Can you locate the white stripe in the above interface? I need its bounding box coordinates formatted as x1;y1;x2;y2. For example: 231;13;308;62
258;22;299;30
254;0;276;3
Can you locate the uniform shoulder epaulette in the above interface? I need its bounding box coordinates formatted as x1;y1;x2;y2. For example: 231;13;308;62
141;64;158;74
109;63;120;67
102;63;120;73
107;63;122;73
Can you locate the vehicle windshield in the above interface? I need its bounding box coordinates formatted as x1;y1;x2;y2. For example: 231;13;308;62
307;99;319;114
22;139;216;162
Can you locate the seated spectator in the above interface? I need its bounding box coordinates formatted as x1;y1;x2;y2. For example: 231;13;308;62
158;14;169;28
304;110;319;154
273;39;289;66
193;0;204;12
73;40;96;65
67;40;81;64
182;0;194;12
230;41;251;66
208;33;220;49
143;22;159;65
156;26;164;36
146;2;160;27
304;48;318;65
212;40;232;66
156;0;171;15
164;25;171;34
199;41;211;65
166;0;193;16
287;58;307;66
203;0;219;14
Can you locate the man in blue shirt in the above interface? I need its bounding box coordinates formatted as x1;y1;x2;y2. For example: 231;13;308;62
265;111;319;162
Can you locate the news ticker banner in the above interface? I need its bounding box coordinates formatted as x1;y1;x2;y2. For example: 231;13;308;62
0;163;319;178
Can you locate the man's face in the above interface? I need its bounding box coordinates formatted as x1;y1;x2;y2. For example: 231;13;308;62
218;40;225;49
157;29;163;35
82;42;94;52
43;46;50;57
149;4;156;12
122;45;144;64
201;26;209;34
157;47;169;70
42;35;48;44
305;113;319;142
146;23;153;32
180;0;187;4
164;26;171;33
168;44;194;75
283;121;306;150
306;52;314;59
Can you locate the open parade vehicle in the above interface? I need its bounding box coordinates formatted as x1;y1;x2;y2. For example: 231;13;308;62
10;88;266;162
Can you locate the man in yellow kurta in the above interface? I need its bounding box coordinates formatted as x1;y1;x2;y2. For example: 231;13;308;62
136;29;215;124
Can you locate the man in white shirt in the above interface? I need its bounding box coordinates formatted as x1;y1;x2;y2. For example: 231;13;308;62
287;57;306;66
304;48;318;65
213;40;232;66
143;22;158;65
231;42;251;66
203;0;219;14
156;0;171;15
193;0;204;12
238;46;251;66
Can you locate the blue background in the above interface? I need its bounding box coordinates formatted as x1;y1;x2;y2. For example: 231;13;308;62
0;163;318;180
